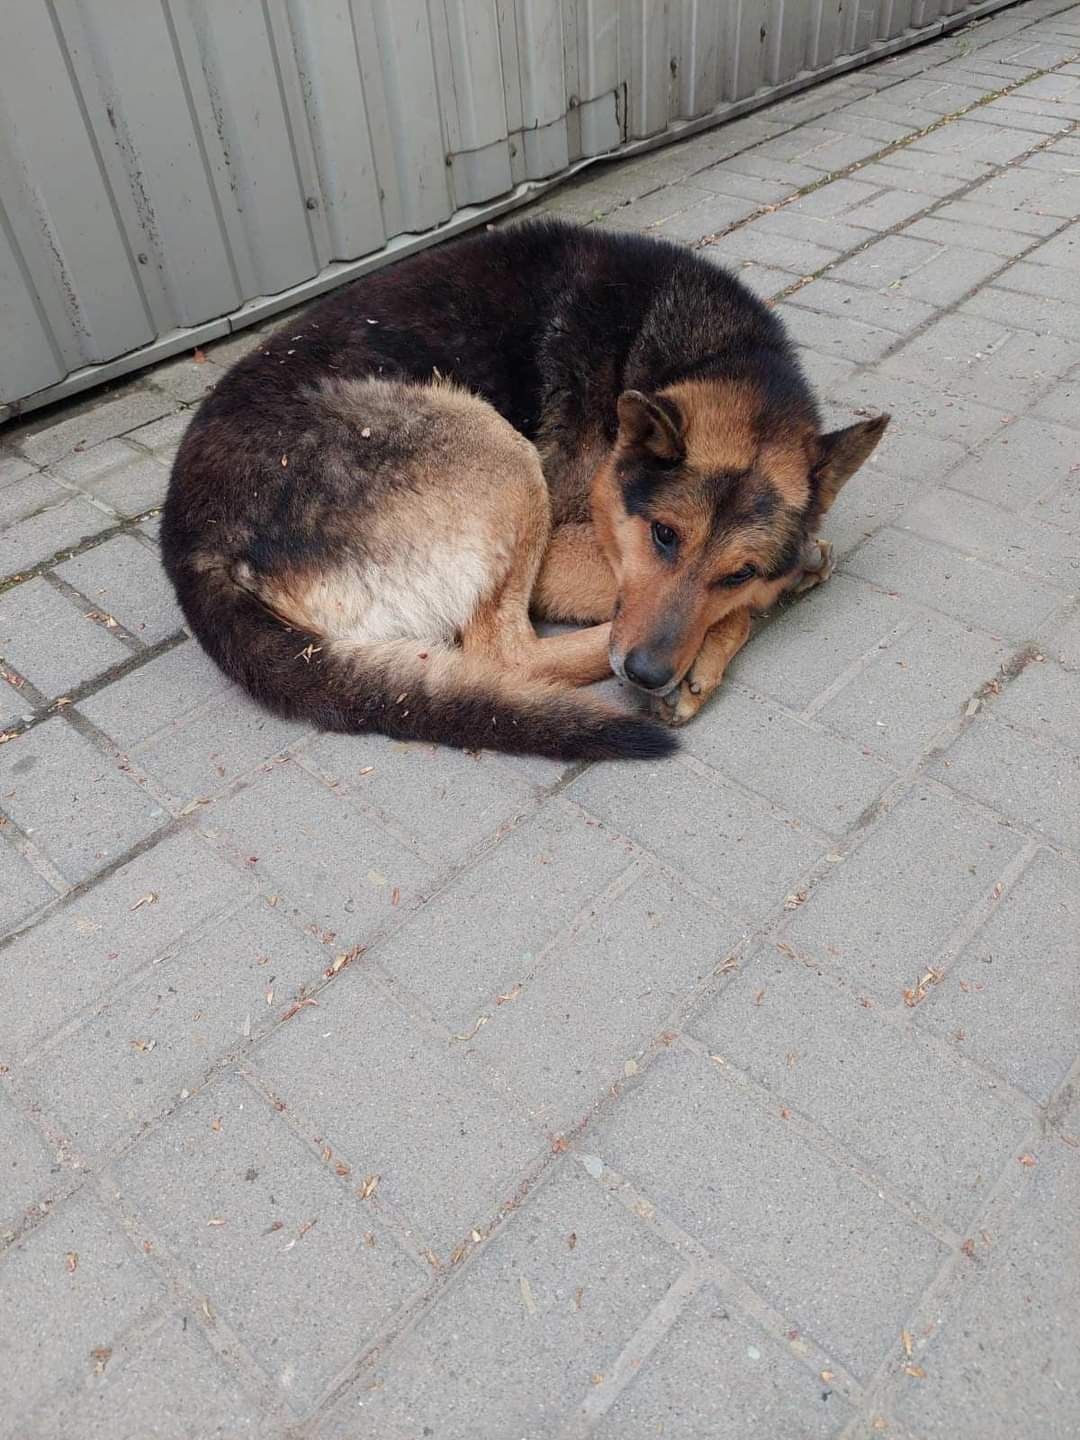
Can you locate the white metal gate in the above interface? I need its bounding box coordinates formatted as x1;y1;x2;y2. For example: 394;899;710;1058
0;0;1020;417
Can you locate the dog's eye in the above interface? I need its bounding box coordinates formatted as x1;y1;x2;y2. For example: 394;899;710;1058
721;564;758;587
651;521;678;554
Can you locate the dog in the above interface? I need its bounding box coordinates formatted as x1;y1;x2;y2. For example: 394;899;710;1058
162;219;888;760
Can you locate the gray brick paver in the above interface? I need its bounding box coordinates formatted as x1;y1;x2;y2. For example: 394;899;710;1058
684;684;896;834
0;1089;58;1235
842;528;1064;636
0;719;168;885
19;897;332;1157
890;1125;1080;1440
0;471;67;528
467;862;734;1130
726;573;905;711
816;464;921;559
942;413;1080;509
811;611;1012;765
900;486;1080;590
693;958;1032;1229
0;832;254;1061
0;674;32;728
248;966;546;1252
1;493;114;578
197;761;443;947
914;848;1080;1104
1046;602;1080;667
0;1188;165;1427
369;798;635;1029
11;388;174;468
594;1046;949;1380
54;534;185;644
3;7;1080;1436
0;577;130;697
113;1072;427;1414
593;1283;852;1440
29;1319;268;1440
933;709;1080;850
315;1163;684;1440
781;782;1026;1001
0;841;57;937
48;438;171;518
299;730;540;868
785;276;938;334
568;757;826;925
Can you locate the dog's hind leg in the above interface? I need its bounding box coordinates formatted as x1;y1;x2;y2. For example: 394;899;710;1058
531;523;617;625
652;608;752;727
462;490;613;688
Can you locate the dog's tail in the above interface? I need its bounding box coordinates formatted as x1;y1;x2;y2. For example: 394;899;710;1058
166;556;675;763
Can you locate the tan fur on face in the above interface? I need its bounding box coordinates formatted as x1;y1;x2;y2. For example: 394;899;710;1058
658;378;815;512
588;460;706;685
661;378;758;473
592;395;807;689
757;438;812;510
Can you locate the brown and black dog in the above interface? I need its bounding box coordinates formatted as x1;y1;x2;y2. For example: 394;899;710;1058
163;219;887;760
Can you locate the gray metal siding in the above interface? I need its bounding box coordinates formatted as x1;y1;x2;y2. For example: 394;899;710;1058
1;0;1019;416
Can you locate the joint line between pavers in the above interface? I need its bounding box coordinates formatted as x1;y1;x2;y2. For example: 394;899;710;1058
674;748;838;849
678;1032;966;1249
761;919;1046;1123
234;1062;580;1424
757;838;1050;1113
572;1152;867;1410
944;469;1080;547
693;46;1080;260
938;834;1046;969
557;1265;708;1439
7;884;262;1077
26;468;130;527
773;112;1079;348
704;101;1078;347
0;807;71;897
0;505;166;595
554;796;746;931
233;1063;451;1275
925;736;1080;866
41;569;148;655
288;743;543;877
229;886;564;1156
90;1168;292;1426
1019;473;1080;518
189;754;547;974
0;630;188;750
0;805;209;975
57;704;180;821
835;1050;1080;1440
367;854;645;1092
800;614;922;722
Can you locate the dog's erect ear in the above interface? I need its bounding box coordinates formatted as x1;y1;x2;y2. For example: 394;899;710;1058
813;413;890;512
617;390;685;462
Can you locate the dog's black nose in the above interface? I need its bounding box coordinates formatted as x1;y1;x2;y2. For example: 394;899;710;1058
623;647;675;692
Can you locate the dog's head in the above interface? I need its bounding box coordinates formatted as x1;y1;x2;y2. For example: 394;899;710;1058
592;377;888;693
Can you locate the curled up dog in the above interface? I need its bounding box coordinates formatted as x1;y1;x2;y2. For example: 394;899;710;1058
163;220;888;761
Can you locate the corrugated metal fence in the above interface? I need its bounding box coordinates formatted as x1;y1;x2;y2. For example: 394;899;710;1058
1;0;1016;416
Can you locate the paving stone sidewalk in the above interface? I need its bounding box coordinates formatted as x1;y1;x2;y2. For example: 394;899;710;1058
2;2;1080;1436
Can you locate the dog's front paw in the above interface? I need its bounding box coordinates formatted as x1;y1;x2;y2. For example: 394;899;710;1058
791;536;835;595
650;674;709;728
